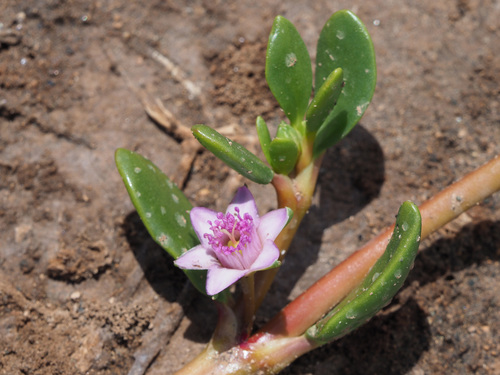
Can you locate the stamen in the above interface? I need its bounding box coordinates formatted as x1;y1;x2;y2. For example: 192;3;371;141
204;209;254;255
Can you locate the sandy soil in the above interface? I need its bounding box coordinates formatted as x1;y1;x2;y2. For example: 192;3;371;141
1;1;499;374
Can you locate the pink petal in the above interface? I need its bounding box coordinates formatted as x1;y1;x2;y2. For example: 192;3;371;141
174;245;219;270
249;239;280;272
206;266;248;295
226;186;258;219
190;207;219;248
257;208;288;241
216;250;246;270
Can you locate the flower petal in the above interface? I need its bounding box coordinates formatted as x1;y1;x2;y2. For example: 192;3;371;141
249;239;280;272
206;266;248;295
190;207;219;248
174;245;219;270
257;208;288;241
226;186;258;219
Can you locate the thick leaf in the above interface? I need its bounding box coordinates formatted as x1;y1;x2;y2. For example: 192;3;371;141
268;137;299;175
115;148;217;298
306;201;421;345
192;125;274;184
306;68;343;133
265;16;312;128
313;10;376;157
256;116;272;165
275;121;302;148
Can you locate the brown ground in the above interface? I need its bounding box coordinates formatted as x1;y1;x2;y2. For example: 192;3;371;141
1;1;499;374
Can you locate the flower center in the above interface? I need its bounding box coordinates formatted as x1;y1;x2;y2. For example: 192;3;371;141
204;207;254;255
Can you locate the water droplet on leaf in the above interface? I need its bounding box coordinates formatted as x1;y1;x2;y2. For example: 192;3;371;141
346;310;357;320
285;52;297;67
175;213;187;227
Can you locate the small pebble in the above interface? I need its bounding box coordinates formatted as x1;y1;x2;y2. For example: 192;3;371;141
70;291;81;301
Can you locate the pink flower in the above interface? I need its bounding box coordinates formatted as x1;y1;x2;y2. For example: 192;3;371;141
174;186;289;295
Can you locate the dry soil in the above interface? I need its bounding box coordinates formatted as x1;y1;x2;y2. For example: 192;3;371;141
1;1;499;374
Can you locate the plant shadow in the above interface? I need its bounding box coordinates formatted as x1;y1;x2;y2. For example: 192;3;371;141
284;298;431;375
121;211;189;303
121;211;218;343
408;219;500;288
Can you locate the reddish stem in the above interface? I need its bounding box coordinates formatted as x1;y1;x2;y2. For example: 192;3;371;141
254;159;322;307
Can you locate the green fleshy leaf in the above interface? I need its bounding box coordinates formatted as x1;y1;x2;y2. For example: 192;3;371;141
268;122;302;175
192;125;274;184
313;10;377;157
275;121;302;149
268;138;299;175
306;68;344;133
306;201;421;345
115;148;228;301
265;16;313;128
256;116;272;166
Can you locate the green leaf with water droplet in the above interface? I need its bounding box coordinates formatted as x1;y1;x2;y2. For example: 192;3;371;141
192;125;274;184
265;16;312;128
306;201;421;345
313;10;376;158
306;67;344;133
115;148;227;300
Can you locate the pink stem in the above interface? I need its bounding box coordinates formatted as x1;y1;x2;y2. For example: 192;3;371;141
174;334;314;375
254;159;322;307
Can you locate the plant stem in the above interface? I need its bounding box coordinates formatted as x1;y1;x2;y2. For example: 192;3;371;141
254;158;323;307
419;154;500;238
211;303;239;352
295;130;315;173
240;274;255;338
261;154;500;338
174;333;314;375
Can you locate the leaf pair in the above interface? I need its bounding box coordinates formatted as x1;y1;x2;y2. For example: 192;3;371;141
256;117;301;175
186;11;376;182
265;10;377;158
